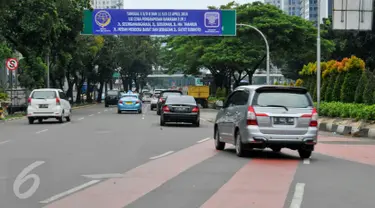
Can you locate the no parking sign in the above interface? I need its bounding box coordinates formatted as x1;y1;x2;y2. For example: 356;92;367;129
6;58;19;71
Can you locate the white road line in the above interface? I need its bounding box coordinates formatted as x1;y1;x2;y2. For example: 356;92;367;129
197;137;211;143
36;129;48;134
149;151;174;160
89;114;94;116
303;159;310;164
39;180;100;204
97;112;101;114
0;140;10;146
77;117;84;121
104;109;108;112
289;183;305;208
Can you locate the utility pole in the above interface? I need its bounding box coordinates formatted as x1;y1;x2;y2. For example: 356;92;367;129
316;0;321;111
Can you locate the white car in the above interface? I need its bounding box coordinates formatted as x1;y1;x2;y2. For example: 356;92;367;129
27;88;72;124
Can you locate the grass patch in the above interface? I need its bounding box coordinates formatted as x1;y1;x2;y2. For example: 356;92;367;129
1;112;26;121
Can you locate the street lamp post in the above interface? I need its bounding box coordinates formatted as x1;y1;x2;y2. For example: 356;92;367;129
237;23;270;85
317;0;321;111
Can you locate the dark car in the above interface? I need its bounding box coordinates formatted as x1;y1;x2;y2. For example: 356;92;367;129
160;95;200;127
156;90;183;115
104;90;120;107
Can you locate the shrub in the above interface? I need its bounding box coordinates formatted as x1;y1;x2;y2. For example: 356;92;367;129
283;81;288;86
295;79;303;87
363;72;375;105
354;70;369;103
324;73;337;102
332;73;345;101
274;81;279;85
216;87;225;98
319;102;375;121
340;56;365;103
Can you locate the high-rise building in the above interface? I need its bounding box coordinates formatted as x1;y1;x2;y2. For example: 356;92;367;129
300;0;332;24
90;0;124;9
264;0;287;11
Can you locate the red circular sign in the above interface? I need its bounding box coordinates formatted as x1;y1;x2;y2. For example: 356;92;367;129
6;58;18;71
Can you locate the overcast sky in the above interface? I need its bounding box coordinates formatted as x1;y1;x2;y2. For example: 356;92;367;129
122;0;262;9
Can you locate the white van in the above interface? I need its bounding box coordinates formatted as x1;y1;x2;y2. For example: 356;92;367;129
27;88;72;124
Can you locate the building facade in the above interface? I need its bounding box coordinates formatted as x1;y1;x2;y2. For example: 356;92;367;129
300;0;332;24
90;0;124;9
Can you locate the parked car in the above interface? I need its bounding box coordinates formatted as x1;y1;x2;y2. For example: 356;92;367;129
160;95;200;127
27;88;72;124
156;90;183;115
214;85;318;159
105;90;120;107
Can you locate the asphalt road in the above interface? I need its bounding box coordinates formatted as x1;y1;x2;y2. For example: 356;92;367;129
0;104;375;208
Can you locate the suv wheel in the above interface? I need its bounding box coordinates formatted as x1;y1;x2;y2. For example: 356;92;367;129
214;128;225;150
298;149;312;159
160;115;165;126
235;132;245;157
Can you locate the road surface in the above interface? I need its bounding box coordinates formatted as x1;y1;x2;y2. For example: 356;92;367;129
0;104;375;208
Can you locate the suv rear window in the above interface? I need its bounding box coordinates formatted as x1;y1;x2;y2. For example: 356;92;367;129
253;92;312;108
32;91;56;99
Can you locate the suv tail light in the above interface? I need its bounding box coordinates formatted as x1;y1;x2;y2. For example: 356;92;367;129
159;98;165;103
56;98;61;105
192;107;199;112
119;100;123;104
301;108;318;127
28;97;32;106
162;105;170;112
247;106;268;125
136;100;140;104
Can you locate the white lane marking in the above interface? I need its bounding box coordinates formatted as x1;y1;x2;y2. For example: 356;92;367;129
97;112;101;114
104;109;108;112
0;140;10;146
289;183;305;208
36;129;48;134
149;151;174;160
39;180;100;204
77;117;84;121
197;137;211;143
303;159;310;164
89;114;94;117
82;173;124;179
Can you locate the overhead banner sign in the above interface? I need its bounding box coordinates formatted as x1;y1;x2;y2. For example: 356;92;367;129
82;9;236;36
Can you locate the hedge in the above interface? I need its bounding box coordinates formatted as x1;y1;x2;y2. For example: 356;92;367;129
319;102;375;121
299;56;367;104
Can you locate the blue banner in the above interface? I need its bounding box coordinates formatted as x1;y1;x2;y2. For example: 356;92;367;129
92;9;222;36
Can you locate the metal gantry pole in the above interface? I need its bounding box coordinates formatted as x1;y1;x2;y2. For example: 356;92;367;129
237;24;270;84
317;0;321;111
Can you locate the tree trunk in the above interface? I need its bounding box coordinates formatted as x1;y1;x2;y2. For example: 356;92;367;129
122;77;127;91
109;79;113;90
97;81;104;103
134;77;139;92
86;78;92;103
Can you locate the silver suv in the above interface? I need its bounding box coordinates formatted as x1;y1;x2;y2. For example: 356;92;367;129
214;85;318;159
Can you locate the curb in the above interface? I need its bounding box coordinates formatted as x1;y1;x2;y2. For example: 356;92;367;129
318;122;374;138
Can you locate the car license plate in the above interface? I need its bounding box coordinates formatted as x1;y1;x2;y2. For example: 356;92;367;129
125;102;132;105
39;104;48;108
273;117;294;125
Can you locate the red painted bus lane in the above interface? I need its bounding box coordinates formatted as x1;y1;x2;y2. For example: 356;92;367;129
43;141;218;208
201;159;299;208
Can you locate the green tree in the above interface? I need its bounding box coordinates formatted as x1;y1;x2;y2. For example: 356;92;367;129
324;73;337;102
